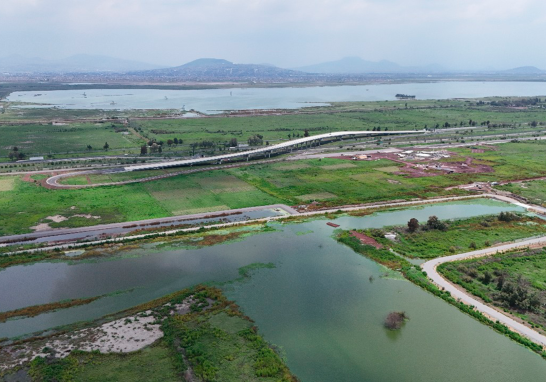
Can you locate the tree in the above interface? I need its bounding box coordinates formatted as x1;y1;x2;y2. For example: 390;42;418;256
190;142;198;155
167;139;174;146
304;129;310;137
247;135;263;146
228;138;238;147
173;138;179;144
407;218;419;233
426;215;447;231
103;142;109;150
86;145;92;151
384;311;408;330
140;145;148;155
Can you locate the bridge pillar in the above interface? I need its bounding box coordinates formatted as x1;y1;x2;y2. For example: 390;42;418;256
247;155;250;162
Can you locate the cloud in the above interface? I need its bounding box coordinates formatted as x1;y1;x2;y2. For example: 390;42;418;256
1;0;545;69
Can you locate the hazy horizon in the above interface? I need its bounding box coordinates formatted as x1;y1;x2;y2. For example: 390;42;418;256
3;0;546;71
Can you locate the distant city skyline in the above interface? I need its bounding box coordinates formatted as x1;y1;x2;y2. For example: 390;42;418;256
3;0;546;71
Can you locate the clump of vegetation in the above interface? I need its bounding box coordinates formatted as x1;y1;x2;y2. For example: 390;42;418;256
498;211;521;222
2;286;298;382
385;214;546;259
439;248;546;329
384;311;409;330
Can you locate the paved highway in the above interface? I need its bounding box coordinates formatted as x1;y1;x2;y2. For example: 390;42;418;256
125;130;424;171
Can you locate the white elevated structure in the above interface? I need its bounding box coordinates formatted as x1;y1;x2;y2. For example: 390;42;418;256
126;130;425;171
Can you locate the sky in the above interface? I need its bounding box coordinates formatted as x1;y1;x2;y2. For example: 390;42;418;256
2;0;546;70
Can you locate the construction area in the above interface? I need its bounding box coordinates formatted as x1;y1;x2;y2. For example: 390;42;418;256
333;149;494;178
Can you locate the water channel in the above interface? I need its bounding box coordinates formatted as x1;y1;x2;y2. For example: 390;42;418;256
5;81;546;114
1;199;545;380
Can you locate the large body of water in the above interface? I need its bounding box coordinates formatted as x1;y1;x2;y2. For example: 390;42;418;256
2;200;546;380
5;81;546;114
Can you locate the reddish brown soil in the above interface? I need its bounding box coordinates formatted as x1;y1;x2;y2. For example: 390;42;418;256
350;230;383;249
331;152;493;178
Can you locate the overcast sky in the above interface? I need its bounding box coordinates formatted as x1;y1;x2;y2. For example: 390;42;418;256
3;0;545;70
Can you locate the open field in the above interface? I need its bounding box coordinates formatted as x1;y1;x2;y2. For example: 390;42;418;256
438;248;546;330
0;121;144;156
132;99;546;148
371;214;546;259
1;96;545;160
0;171;283;235
231;157;467;207
497;180;546;206
3;141;546;235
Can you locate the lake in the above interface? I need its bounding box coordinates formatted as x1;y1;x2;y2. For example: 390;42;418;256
5;81;546;114
2;199;546;380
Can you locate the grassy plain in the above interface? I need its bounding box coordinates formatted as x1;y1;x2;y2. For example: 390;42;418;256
373;214;546;258
439;248;546;329
1;96;545;159
4;141;546;235
0;122;144;156
134;98;546;146
0;172;282;235
497;180;546;206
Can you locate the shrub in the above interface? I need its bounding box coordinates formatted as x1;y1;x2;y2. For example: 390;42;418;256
384;311;408;330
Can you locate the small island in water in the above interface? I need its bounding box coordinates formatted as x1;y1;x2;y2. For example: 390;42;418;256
395;94;416;99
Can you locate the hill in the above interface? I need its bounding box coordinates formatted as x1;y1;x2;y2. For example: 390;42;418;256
504;66;545;74
131;58;308;81
295;57;444;73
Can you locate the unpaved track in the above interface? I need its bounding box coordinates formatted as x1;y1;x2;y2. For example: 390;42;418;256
422;237;546;347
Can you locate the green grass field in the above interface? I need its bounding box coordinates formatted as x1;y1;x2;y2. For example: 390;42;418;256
497;180;546;206
1;96;545;159
0;122;144;156
377;214;546;258
439;248;546;329
230;157;465;206
4;141;546;235
0;170;283;235
133;98;546;147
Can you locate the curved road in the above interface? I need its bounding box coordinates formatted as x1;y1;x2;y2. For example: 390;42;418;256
46;130;424;188
422;237;546;347
124;130;424;171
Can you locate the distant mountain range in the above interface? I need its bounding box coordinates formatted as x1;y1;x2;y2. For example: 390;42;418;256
1;54;544;79
294;57;445;74
0;54;163;73
131;58;305;80
503;66;545;74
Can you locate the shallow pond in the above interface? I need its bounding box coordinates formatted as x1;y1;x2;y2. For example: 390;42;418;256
2;200;545;380
6;81;546;113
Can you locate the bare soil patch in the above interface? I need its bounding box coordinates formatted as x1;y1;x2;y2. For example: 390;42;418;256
0;177;16;192
350;230;383;249
295;192;337;201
